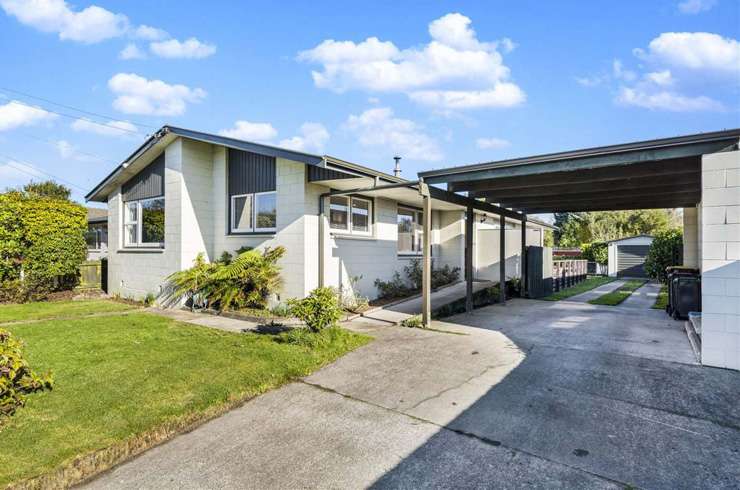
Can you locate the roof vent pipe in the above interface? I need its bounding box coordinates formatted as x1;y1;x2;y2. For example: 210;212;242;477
393;156;402;178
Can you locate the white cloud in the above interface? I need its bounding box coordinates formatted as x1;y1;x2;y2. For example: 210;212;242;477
612;59;637;81
345;107;442;161
634;32;740;74
0;0;128;43
409;83;525;110
56;139;74;158
298;13;523;110
678;0;716;14
108;73;206;116
133;24;168;41
71;117;138;137
279;123;330;153
119;43;146;60
616;87;724;111
218;120;278;142
476;137;510;150
645;70;674;86
0;100;58;131
575;75;605;87
0;160;44;188
150;37;216;59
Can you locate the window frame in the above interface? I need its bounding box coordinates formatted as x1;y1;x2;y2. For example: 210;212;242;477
123;196;165;248
230;191;277;234
328;195;373;237
397;205;424;255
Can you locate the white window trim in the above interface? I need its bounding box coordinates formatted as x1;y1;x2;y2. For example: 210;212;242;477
328;195;373;236
123;196;165;248
397;206;423;256
230;191;277;234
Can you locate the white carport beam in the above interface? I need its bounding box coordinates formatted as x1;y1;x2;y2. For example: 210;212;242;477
421;182;432;326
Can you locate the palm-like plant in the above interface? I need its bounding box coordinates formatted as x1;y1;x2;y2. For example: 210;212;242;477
163;247;286;312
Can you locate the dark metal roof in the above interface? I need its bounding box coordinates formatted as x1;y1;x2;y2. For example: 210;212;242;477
418;129;739;214
419;128;740;180
86;125;405;201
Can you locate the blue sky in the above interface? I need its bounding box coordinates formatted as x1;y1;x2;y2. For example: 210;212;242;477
0;0;738;205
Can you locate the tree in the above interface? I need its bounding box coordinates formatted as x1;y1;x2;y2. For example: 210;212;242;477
644;228;683;283
22;181;71;201
556;209;679;247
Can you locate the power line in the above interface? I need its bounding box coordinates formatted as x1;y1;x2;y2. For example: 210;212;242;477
0;86;157;130
13;131;120;165
5;99;144;135
0;155;89;192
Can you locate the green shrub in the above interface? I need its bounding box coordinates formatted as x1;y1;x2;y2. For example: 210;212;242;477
165;247;285;311
0;328;53;421
374;260;461;300
0;191;87;295
400;315;424;329
338;275;369;313
581;242;608;265
374;271;411;299
645;228;683;283
0;278;53;304
288;287;342;332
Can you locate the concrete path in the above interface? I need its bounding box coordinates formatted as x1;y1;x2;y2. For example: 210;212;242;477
620;281;661;309
146;307;260;333
84;299;740;489
566;278;626;303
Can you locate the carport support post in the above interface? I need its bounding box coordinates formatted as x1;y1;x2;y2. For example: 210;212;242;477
420;182;432;326
499;215;506;305
521;214;527;298
465;206;474;313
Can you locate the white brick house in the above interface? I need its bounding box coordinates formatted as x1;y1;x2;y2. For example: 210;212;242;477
86;126;552;302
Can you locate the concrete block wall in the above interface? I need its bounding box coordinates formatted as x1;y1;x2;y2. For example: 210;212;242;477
683;206;699;268
701;150;740;370
107;142;185;299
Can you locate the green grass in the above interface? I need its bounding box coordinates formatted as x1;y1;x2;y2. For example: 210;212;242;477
541;276;616;301
652;284;669;310
0;299;136;323
588;279;648;306
0;310;370;487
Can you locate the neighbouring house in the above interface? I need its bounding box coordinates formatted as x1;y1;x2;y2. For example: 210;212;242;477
607;235;654;278
85;126;553;302
86;207;108;260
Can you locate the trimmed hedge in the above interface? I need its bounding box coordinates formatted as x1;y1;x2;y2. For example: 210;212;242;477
0;192;87;297
644;228;683;283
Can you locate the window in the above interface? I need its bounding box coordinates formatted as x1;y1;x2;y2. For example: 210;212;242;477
398;206;423;254
329;196;372;235
230;191;276;233
123;197;165;247
85;223;107;250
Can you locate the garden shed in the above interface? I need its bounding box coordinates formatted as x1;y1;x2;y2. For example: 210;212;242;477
607;235;654;278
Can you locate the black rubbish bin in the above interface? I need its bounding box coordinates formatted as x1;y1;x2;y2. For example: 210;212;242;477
666;267;700;320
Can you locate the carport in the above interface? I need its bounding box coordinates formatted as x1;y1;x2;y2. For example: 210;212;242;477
418;129;740;370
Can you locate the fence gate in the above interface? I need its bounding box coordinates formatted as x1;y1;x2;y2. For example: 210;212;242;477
526;246;547;298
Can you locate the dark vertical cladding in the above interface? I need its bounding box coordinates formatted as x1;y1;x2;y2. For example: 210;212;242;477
122;153;164;201
228;148;276;196
307;165;353;182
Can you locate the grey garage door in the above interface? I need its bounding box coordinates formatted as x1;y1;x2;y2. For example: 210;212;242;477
617;245;650;278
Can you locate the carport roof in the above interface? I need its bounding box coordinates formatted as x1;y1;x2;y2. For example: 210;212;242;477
419;129;740;214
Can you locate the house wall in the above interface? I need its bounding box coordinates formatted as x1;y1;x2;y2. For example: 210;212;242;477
107;141;185;299
683;206;699;268
475;217;544;283
700;150;740;371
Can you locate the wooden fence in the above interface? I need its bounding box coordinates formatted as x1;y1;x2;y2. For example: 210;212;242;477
552;259;588;292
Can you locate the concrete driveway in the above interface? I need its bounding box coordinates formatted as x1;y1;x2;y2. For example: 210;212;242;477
85;299;740;489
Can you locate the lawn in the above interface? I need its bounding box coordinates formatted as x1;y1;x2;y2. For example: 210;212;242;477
652;284;669;310
0;299;137;323
541;275;616;301
0;307;370;487
589;279;648;306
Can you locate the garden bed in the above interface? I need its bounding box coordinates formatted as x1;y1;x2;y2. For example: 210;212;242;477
0;304;370;488
541;276;616;301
